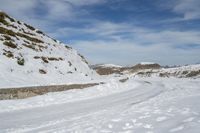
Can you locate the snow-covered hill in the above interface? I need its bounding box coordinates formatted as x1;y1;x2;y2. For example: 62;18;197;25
0;12;97;88
134;64;200;78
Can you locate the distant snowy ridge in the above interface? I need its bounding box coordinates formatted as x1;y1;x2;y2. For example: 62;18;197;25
139;62;156;65
0;11;97;88
134;64;200;78
95;64;123;68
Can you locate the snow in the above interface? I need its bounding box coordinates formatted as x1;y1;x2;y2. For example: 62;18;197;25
96;64;123;68
139;62;156;65
0;76;200;132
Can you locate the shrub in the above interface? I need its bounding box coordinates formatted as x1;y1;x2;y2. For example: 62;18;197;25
16;32;43;43
67;71;73;74
3;51;14;58
3;41;17;49
68;61;72;66
17;58;25;66
24;40;30;44
182;71;188;75
3;35;12;40
65;45;72;49
59;57;63;61
0;12;9;25
24;23;35;31
36;30;44;35
17;21;21;25
33;56;40;59
10;25;17;29
22;43;37;51
78;53;88;64
0;27;16;37
41;57;49;63
48;57;59;61
0;12;15;25
186;70;200;77
39;69;47;74
0;27;43;43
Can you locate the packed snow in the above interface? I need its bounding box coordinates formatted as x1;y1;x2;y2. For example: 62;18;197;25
0;76;200;133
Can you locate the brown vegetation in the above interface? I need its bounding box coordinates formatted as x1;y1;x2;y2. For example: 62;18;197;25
24;23;35;31
3;41;17;49
34;56;63;63
0;27;43;43
17;58;25;66
186;70;200;77
3;49;14;58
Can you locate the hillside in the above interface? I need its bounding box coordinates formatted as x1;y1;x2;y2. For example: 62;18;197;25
0;12;97;88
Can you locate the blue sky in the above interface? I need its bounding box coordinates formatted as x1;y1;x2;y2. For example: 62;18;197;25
0;0;200;65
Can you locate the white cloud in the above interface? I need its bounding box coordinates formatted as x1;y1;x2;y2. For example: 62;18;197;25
64;0;105;6
173;0;200;20
72;39;200;65
52;21;200;46
0;0;37;18
52;21;200;65
0;0;104;29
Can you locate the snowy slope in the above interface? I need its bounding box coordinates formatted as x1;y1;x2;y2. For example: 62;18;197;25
0;12;97;88
0;77;200;132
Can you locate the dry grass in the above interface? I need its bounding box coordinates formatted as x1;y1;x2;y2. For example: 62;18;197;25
0;27;43;43
186;70;200;77
3;49;14;58
3;41;17;49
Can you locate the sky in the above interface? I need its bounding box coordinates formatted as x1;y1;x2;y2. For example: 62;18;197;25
0;0;200;66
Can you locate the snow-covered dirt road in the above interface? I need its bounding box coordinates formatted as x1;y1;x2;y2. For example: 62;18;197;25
0;77;200;133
